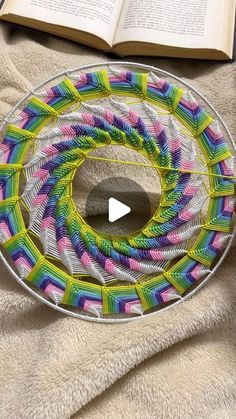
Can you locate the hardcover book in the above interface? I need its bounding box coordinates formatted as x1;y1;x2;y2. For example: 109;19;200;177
0;0;235;60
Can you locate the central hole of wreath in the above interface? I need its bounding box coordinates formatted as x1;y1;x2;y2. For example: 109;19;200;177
73;145;161;236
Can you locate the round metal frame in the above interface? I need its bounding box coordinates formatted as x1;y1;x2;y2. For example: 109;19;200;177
0;61;235;323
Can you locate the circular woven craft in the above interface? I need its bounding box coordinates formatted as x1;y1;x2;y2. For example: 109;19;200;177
0;62;235;322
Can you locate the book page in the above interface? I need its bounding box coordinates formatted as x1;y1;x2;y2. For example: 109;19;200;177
4;0;124;46
114;0;223;49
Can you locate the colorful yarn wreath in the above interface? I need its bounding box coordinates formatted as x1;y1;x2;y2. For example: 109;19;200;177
0;65;235;320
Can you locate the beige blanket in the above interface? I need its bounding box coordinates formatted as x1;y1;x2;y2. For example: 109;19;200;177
0;22;235;419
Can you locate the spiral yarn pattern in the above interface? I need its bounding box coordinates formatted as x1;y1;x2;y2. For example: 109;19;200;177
0;67;234;319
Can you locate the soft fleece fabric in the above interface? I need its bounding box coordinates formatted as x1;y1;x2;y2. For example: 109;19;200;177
0;21;235;419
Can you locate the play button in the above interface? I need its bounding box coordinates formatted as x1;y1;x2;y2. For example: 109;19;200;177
85;176;154;236
108;198;131;222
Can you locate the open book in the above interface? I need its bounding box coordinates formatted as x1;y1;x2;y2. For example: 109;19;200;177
0;0;235;60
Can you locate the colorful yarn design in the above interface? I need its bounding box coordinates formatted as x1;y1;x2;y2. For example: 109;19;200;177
0;68;235;319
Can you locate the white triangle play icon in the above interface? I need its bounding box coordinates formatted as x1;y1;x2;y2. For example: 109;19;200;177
108;198;131;223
